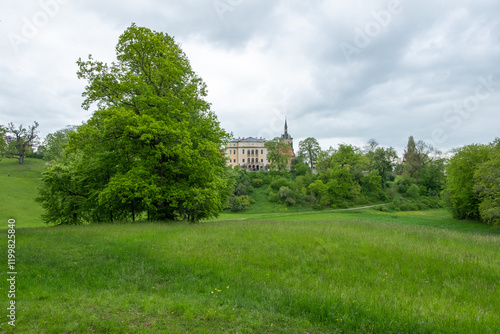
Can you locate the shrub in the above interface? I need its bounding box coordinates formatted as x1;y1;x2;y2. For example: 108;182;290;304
228;195;251;212
252;179;263;188
406;184;420;199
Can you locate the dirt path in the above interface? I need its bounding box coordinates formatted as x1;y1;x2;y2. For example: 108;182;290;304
216;203;387;221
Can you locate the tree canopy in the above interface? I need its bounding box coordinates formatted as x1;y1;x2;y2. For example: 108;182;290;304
443;143;492;221
6;121;39;164
37;24;231;224
298;137;320;169
265;137;294;172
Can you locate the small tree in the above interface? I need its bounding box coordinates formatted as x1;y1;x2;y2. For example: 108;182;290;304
0;125;7;160
265;137;293;172
403;136;440;185
6;121;39;164
298;137;321;169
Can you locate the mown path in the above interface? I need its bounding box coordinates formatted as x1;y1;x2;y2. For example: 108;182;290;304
216;203;387;221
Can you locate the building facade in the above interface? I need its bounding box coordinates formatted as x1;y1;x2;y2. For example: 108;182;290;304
226;137;269;171
225;118;294;171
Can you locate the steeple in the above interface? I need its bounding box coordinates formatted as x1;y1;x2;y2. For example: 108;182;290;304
281;117;292;141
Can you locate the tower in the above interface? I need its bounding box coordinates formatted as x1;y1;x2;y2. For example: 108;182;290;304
281;117;293;146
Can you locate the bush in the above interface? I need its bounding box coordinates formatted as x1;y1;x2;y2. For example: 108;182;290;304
252;179;263;188
279;186;297;206
270;177;290;191
228;195;251;212
406;184;420;199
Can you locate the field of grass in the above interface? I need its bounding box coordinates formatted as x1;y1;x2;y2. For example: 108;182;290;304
1;160;499;332
1;208;499;333
0;158;45;228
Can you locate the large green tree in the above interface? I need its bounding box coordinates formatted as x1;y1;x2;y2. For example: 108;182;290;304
37;24;230;224
474;140;500;226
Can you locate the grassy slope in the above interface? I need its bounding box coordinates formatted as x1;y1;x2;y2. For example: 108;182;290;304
0;158;45;228
2;209;499;333
1;165;499;332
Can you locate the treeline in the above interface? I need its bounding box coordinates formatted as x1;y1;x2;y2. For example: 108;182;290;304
444;139;500;226
227;137;445;213
226;135;499;227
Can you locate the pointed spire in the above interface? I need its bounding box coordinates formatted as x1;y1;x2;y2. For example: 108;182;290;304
284;117;288;136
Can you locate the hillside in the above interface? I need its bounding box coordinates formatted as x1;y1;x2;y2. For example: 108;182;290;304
1;209;499;333
0;158;46;228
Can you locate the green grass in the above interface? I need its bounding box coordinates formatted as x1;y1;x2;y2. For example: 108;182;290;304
0;158;46;228
1;161;499;332
1;209;499;333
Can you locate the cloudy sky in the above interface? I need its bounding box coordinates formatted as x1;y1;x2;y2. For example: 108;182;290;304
1;0;499;155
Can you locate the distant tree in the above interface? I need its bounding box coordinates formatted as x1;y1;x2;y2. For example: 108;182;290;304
404;136;440;184
403;135;418;177
315;146;336;173
364;138;379;167
444;143;491;220
298;137;321;169
418;158;446;195
42;126;78;161
6;121;39;164
372;147;398;188
265;137;293;172
332;144;363;167
0;125;7;160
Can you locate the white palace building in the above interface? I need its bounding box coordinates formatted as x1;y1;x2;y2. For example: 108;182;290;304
224;119;294;171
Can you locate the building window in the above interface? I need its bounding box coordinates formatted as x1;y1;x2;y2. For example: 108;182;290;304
242;159;245;162
261;159;263;162
242;149;245;154
261;149;263;154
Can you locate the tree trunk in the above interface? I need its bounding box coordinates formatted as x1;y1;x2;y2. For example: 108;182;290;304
415;167;421;185
18;152;24;164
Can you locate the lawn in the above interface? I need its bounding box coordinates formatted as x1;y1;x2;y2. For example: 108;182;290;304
1;209;499;333
1;159;499;333
0;158;46;228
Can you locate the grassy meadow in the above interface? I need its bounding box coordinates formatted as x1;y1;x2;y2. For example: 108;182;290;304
0;158;45;228
1;159;499;333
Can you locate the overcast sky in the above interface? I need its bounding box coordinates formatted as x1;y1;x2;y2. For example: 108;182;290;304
1;0;499;155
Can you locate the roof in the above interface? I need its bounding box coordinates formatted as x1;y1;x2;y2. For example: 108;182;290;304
229;137;266;143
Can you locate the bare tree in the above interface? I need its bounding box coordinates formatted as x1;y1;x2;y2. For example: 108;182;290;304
7;121;39;164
